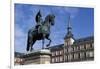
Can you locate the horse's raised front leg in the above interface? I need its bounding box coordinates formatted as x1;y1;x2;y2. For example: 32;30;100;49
46;37;51;47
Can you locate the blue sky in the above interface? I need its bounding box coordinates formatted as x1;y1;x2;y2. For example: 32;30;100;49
14;4;94;53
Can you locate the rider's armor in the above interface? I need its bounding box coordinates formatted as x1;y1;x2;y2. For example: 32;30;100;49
35;10;43;33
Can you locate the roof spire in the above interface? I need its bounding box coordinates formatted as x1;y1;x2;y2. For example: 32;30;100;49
67;15;72;32
64;14;73;39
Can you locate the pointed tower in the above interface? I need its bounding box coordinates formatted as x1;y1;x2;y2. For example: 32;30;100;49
63;15;75;62
64;15;75;46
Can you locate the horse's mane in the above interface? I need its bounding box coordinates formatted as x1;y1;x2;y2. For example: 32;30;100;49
42;14;54;25
45;15;51;22
42;14;50;25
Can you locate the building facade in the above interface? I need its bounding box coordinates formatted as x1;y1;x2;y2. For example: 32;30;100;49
49;16;94;63
50;36;94;63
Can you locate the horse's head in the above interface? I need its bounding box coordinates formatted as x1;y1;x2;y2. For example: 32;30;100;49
49;14;55;26
45;14;55;26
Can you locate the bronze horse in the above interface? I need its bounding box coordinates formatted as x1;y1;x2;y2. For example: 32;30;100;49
26;14;55;52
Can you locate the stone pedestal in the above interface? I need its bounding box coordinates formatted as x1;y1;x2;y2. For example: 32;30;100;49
22;49;51;65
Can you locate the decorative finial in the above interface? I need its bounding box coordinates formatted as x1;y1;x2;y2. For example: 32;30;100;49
67;15;72;32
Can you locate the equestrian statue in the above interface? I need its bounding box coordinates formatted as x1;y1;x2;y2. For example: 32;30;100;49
26;10;55;52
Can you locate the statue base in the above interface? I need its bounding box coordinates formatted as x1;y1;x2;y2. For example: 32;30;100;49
22;49;51;65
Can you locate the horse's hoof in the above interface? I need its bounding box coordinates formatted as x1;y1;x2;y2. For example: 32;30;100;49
46;44;49;47
30;48;34;52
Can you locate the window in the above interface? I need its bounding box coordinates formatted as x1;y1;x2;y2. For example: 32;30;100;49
14;58;17;62
74;46;79;51
86;51;94;58
52;52;55;56
52;58;54;63
64;42;68;46
20;59;23;62
74;46;76;51
57;57;59;62
80;45;84;50
72;47;74;52
67;40;70;45
56;51;59;55
17;58;21;63
65;40;69;46
60;56;63;62
64;48;68;54
86;44;91;49
68;47;72;52
89;51;94;57
86;51;90;57
92;43;94;48
60;50;62;55
68;54;73;61
80;52;85;59
65;55;68;61
55;57;57;62
55;57;59;62
74;53;79;59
